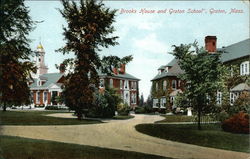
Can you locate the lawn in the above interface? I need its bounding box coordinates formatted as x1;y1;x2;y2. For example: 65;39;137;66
0;135;170;159
0;111;102;125
135;123;250;153
112;115;134;120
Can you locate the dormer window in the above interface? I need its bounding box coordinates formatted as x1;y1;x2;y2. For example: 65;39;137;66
240;61;249;75
158;70;161;75
165;67;168;72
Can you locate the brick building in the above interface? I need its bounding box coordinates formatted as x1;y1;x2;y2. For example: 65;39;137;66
29;43;140;108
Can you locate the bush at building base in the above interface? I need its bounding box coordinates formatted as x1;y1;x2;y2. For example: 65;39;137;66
221;112;249;134
87;88;121;118
117;103;130;116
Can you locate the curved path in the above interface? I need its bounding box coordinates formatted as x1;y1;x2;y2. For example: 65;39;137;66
0;114;249;159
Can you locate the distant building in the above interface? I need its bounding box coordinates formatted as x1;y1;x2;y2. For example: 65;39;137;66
151;58;184;111
151;36;250;111
98;64;140;108
29;43;140;108
29;44;64;107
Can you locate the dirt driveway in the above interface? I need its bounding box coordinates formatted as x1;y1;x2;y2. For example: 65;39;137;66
0;114;249;159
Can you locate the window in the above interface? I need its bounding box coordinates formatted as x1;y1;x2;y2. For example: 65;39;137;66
240;61;249;75
124;80;128;89
163;80;167;91
153;99;159;108
36;91;40;104
133;82;137;90
110;78;113;88
178;80;181;87
160;97;166;108
43;92;47;103
100;79;104;88
158;70;161;75
172;80;176;90
217;91;222;105
165;67;168;72
155;82;158;91
230;66;234;77
120;80;123;89
230;92;234;105
131;93;136;104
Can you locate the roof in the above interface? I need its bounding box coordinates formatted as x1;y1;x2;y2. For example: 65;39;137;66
29;73;64;89
152;58;184;81
230;83;250;92
98;70;140;81
221;38;250;63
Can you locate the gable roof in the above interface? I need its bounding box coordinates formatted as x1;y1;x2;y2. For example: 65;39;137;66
230;83;250;92
152;58;184;81
221;38;250;63
98;70;140;81
29;73;64;90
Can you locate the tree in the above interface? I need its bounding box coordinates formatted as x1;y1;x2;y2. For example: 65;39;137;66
58;0;131;119
0;0;35;111
172;42;223;130
139;93;144;106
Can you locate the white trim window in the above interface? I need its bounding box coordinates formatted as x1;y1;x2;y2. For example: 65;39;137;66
160;97;166;108
155;82;158;91
131;93;137;104
163;80;167;91
36;91;40;104
124;80;129;89
99;79;104;88
133;82;137;90
240;61;249;75
153;99;159;108
172;80;177;90
216;91;222;105
43;91;48;103
109;78;113;88
178;80;181;87
120;80;123;89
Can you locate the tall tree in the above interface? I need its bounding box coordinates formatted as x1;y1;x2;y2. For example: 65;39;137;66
0;0;35;111
58;0;130;119
172;42;223;130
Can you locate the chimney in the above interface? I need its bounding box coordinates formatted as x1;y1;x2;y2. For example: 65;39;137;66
113;67;118;75
120;64;126;74
205;36;217;53
59;64;65;73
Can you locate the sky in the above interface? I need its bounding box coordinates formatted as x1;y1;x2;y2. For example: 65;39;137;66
25;1;249;100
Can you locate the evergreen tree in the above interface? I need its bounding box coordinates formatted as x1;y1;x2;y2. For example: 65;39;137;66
58;0;131;119
139;94;144;106
172;42;223;130
0;0;35;111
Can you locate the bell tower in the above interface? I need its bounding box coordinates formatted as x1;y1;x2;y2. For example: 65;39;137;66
34;42;48;77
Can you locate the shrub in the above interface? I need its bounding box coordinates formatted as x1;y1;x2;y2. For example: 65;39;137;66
45;106;68;110
216;110;230;122
134;106;146;114
144;105;153;113
221;112;249;134
87;88;122;118
117;103;130;116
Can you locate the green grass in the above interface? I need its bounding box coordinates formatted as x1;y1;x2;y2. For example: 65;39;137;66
112;115;134;120
0;135;170;159
0;111;102;125
135;123;250;153
156;115;215;123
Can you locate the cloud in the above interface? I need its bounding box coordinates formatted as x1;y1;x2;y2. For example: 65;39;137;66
132;33;170;54
114;14;163;41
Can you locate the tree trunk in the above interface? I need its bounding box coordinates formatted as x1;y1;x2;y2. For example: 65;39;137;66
198;105;201;130
3;102;6;111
